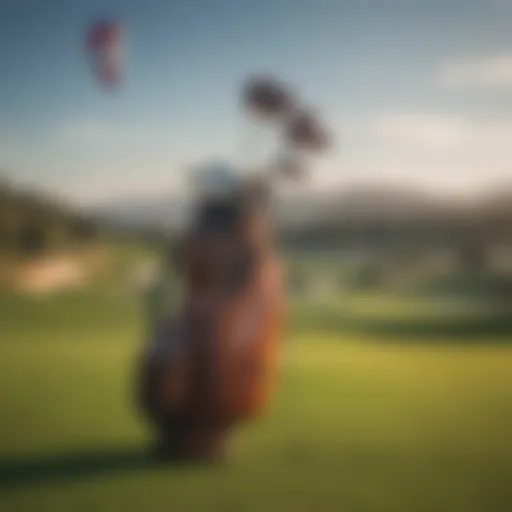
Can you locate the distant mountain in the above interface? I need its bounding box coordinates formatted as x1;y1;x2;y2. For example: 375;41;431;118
0;178;99;258
89;189;340;231
88;183;512;232
89;185;436;229
89;193;191;231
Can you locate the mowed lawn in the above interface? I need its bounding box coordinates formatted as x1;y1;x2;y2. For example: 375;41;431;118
0;289;511;511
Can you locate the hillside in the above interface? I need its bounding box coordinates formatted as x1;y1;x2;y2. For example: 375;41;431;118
90;184;512;249
0;179;108;292
0;179;99;260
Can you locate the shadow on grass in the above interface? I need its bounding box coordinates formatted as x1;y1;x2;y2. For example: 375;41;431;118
290;308;512;344
342;315;512;343
0;445;201;489
409;272;512;302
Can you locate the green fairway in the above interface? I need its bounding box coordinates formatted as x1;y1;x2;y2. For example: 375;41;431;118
0;289;511;511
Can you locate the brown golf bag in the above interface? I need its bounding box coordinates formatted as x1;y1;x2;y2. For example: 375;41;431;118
137;180;285;460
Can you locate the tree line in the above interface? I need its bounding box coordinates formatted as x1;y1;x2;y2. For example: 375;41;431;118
0;179;99;259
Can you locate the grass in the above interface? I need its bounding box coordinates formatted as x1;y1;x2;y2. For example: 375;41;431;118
411;270;512;301
0;284;511;511
291;293;512;342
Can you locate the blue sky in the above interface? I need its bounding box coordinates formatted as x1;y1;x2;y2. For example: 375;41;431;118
1;0;512;204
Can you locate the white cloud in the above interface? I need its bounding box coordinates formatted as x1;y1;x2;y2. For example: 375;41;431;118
0;116;240;204
318;112;512;197
373;113;469;149
372;112;512;152
50;117;171;153
61;170;184;206
439;53;512;88
3;111;512;205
